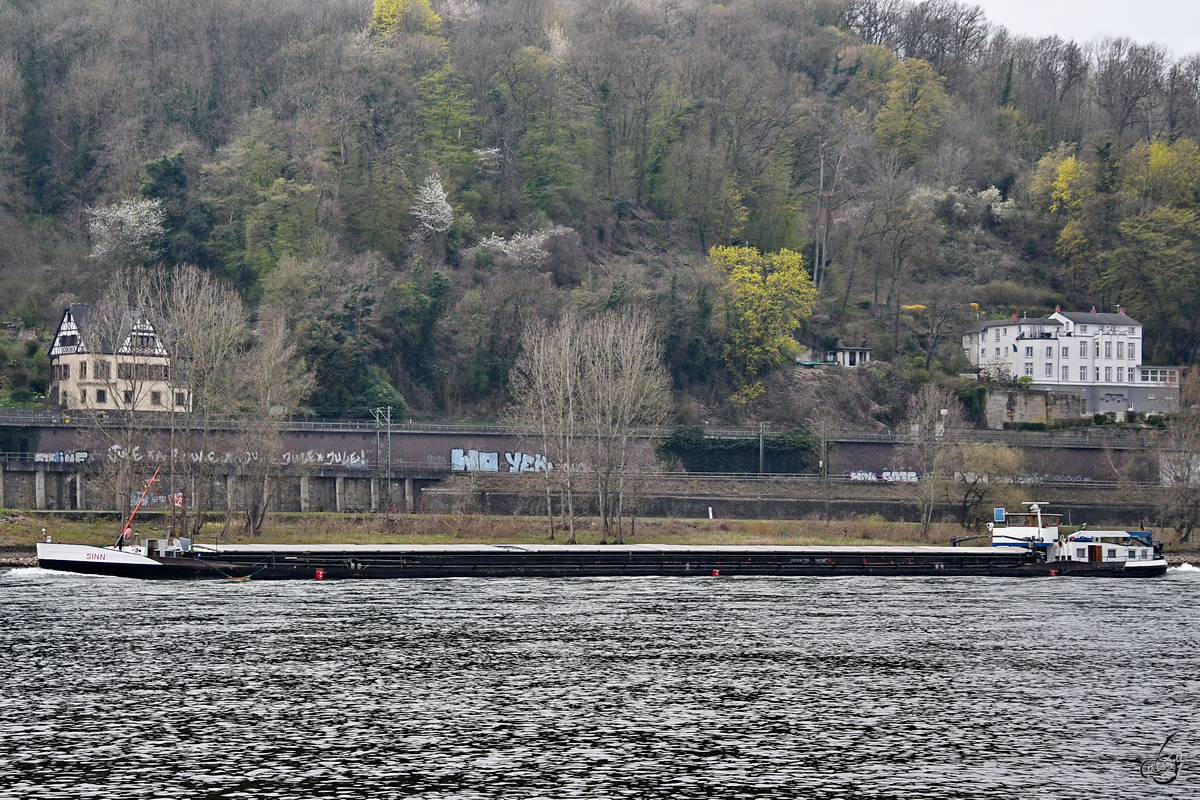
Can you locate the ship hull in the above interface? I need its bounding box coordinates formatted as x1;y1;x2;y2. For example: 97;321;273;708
36;543;1170;580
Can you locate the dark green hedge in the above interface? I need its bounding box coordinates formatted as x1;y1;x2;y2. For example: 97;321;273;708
655;426;820;473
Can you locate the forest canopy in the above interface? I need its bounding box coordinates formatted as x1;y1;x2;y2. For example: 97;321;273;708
2;0;1199;425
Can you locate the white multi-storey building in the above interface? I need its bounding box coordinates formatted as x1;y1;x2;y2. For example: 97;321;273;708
962;308;1179;416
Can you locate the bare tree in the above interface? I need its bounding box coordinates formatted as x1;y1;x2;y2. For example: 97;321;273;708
162;265;251;539
511;313;583;542
578;310;670;544
232;314;315;536
903;383;964;539
77;273;162;519
512;309;670;544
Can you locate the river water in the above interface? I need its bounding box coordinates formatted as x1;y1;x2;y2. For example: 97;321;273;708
1;566;1197;800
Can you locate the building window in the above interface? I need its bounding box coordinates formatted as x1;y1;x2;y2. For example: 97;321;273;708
1045;363;1053;377
981;349;986;359
175;392;187;407
61;363;70;380
80;362;87;379
1104;341;1112;358
1061;347;1069;358
1105;366;1112;381
59;334;79;347
151;391;162;406
994;329;1000;341
1094;341;1101;358
1024;362;1033;376
1079;342;1087;357
79;389;86;404
96;389;107;404
1095;367;1100;381
1045;347;1053;358
1079;324;1087;333
995;348;1000;356
1024;346;1033;357
123;390;133;404
95;360;111;379
1128;367;1135;382
1062;366;1069;381
1116;368;1123;382
1080;366;1087;381
1129;344;1136;361
1117;342;1124;359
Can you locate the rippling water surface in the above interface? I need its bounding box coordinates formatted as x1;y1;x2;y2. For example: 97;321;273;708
1;566;1197;799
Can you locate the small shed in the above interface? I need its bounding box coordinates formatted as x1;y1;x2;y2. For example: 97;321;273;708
828;347;872;367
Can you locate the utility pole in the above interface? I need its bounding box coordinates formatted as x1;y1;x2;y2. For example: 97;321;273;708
758;421;767;474
372;406;393;515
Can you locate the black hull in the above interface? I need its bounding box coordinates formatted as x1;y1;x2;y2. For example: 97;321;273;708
38;547;1170;580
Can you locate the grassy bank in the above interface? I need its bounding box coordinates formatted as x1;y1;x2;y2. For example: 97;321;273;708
1;510;963;550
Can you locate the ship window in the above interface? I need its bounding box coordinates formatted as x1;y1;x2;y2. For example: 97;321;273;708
1107;548;1117;558
1140;549;1148;558
1127;550;1136;559
1075;548;1085;559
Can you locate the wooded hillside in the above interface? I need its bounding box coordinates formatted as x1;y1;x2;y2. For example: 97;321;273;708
2;0;1198;426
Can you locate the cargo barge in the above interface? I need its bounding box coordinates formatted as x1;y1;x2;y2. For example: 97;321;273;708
33;487;1169;580
35;539;1168;580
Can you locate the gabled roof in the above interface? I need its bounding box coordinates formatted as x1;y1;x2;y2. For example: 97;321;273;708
49;304;170;358
1054;311;1140;326
968;317;1062;333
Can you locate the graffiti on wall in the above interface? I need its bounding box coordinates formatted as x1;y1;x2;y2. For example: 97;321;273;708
35;451;89;463
451;448;553;473
107;444;368;468
849;470;920;483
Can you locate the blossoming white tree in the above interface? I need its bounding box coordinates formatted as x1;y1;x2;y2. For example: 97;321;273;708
88;198;167;264
410;173;453;237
